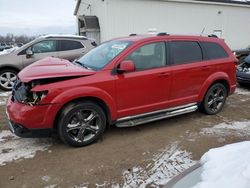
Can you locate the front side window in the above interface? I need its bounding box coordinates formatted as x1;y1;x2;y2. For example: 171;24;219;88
76;40;132;70
126;42;166;70
60;40;84;51
32;40;57;53
170;41;202;65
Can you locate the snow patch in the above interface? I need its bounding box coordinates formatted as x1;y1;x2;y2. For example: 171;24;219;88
120;142;196;187
41;175;51;182
192;141;250;188
70;184;89;188
0;130;52;166
44;185;57;188
0;92;11;97
0;92;10;106
201;120;250;137
235;87;250;95
0;47;19;55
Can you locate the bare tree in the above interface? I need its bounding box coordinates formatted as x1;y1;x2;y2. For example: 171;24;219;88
0;33;36;44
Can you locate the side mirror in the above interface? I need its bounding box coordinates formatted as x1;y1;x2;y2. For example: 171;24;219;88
26;49;33;58
117;60;135;73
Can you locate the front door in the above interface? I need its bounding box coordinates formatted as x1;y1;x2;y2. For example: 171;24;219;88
115;42;172;118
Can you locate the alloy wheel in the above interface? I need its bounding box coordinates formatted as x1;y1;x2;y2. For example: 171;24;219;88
0;72;17;90
66;109;101;143
207;86;225;113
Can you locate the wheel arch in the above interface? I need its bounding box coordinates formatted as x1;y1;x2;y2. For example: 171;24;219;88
53;96;112;130
0;66;20;73
198;72;230;102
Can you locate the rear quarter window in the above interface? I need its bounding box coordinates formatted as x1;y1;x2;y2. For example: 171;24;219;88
59;40;84;51
170;41;203;65
201;42;229;60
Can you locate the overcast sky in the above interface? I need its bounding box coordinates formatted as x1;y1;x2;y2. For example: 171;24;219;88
0;0;76;36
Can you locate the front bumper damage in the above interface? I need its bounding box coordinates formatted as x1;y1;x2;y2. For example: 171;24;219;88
237;63;250;84
6;79;61;138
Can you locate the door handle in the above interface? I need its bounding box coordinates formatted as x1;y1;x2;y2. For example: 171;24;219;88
201;66;211;70
158;72;171;77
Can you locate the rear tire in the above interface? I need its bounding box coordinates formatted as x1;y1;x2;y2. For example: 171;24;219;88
57;101;106;147
200;83;227;115
0;69;17;91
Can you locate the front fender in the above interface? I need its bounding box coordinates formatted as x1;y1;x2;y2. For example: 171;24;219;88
44;86;117;120
198;72;230;102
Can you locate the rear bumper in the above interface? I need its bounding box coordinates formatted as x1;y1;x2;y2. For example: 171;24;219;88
6;96;62;133
236;71;250;84
237;76;250;84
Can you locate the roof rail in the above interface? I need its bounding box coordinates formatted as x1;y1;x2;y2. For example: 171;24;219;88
208;34;218;38
157;32;169;36
129;33;137;36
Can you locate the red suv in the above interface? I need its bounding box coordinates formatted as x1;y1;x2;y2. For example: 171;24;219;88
6;33;237;147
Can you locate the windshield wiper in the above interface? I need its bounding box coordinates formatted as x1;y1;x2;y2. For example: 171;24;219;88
73;60;92;70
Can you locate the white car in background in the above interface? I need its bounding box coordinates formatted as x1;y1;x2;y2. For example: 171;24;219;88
0;35;96;91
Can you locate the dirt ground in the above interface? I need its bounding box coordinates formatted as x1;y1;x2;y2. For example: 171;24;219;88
0;85;250;188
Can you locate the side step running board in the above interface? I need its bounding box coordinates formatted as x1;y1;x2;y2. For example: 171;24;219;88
116;103;198;128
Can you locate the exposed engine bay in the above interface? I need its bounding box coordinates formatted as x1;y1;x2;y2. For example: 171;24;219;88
237;62;250;73
12;76;81;105
12;79;47;105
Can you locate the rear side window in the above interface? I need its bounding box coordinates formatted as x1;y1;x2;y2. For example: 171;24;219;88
60;40;84;51
201;42;229;60
170;41;202;65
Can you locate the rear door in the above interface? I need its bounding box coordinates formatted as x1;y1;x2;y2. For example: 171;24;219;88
57;40;87;61
169;40;212;105
21;40;59;68
115;41;172;118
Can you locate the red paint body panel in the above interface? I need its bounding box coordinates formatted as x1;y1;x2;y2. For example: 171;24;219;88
6;97;61;129
6;35;236;130
18;57;95;83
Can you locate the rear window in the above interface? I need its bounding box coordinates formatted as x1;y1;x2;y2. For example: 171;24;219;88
170;41;202;65
201;42;228;60
60;40;84;51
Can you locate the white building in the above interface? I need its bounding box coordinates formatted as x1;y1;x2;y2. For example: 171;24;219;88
74;0;250;49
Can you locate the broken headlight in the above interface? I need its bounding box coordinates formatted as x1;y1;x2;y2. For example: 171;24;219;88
27;90;48;105
13;79;48;105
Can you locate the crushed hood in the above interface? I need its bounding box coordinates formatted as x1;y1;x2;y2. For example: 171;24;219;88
18;57;95;83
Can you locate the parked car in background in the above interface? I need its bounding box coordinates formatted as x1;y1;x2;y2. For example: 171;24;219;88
234;46;250;64
6;33;237;147
0;35;96;91
16;43;23;47
0;42;11;51
0;43;7;51
236;54;250;85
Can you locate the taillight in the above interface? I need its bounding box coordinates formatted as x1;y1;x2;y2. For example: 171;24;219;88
234;57;239;65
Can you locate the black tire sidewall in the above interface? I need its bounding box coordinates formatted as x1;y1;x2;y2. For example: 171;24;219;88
58;101;106;147
0;69;18;91
203;83;227;115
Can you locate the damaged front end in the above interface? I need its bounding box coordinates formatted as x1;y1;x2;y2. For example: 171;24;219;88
12;79;48;106
237;55;250;84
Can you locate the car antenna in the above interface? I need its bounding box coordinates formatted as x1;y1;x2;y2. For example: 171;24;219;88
200;27;205;36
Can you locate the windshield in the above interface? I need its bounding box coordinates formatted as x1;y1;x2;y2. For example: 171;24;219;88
76;40;132;70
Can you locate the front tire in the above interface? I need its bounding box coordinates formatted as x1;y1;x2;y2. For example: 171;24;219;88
200;83;227;115
57;101;106;147
0;69;17;91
